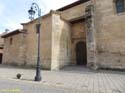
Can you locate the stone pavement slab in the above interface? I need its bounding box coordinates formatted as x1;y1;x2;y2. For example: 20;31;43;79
0;78;85;93
0;65;124;93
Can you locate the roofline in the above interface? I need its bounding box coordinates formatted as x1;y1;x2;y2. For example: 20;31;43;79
21;0;89;25
21;13;50;25
21;10;59;25
1;29;24;38
57;0;89;11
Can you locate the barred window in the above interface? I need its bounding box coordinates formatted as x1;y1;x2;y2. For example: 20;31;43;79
115;0;125;13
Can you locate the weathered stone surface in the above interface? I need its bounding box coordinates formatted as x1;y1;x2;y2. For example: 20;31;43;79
60;1;91;20
94;0;125;69
23;14;52;70
2;0;125;70
2;33;26;66
51;13;72;70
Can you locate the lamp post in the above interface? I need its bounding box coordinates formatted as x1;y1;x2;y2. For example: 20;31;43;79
28;2;41;81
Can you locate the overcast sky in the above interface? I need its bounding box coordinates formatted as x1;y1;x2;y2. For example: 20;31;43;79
0;0;77;33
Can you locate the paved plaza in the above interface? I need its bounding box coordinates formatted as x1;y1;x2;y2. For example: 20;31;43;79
0;78;84;93
0;65;124;93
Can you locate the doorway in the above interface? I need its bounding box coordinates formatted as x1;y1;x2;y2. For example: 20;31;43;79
76;41;87;66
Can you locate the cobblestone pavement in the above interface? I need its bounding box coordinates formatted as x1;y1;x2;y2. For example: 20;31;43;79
0;65;125;93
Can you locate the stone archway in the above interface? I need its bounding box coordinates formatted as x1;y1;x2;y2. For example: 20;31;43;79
76;41;87;66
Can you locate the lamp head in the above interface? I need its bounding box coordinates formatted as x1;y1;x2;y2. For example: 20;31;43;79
28;7;35;20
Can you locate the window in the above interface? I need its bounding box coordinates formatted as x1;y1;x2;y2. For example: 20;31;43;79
10;37;13;45
115;0;125;13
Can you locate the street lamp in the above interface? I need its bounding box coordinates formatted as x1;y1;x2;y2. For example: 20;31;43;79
28;2;42;81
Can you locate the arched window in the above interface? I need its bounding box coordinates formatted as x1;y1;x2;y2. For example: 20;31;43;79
115;0;125;13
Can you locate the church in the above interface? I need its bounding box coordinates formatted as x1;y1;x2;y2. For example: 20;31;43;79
2;0;125;70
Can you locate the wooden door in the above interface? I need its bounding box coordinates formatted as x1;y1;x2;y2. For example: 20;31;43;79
76;42;87;65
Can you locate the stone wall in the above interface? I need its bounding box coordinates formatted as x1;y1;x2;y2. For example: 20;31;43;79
94;0;125;69
23;14;52;69
2;33;26;66
51;13;72;70
60;1;91;20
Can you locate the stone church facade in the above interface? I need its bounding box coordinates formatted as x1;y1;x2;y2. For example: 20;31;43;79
2;0;125;70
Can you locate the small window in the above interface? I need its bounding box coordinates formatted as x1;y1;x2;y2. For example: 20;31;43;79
115;0;125;13
10;38;13;45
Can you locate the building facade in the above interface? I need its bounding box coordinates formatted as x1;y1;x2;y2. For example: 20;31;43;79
2;0;125;70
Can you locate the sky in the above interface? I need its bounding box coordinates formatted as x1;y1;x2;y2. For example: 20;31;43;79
0;0;78;33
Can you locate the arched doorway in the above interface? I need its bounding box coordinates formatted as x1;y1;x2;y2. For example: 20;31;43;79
76;41;87;66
